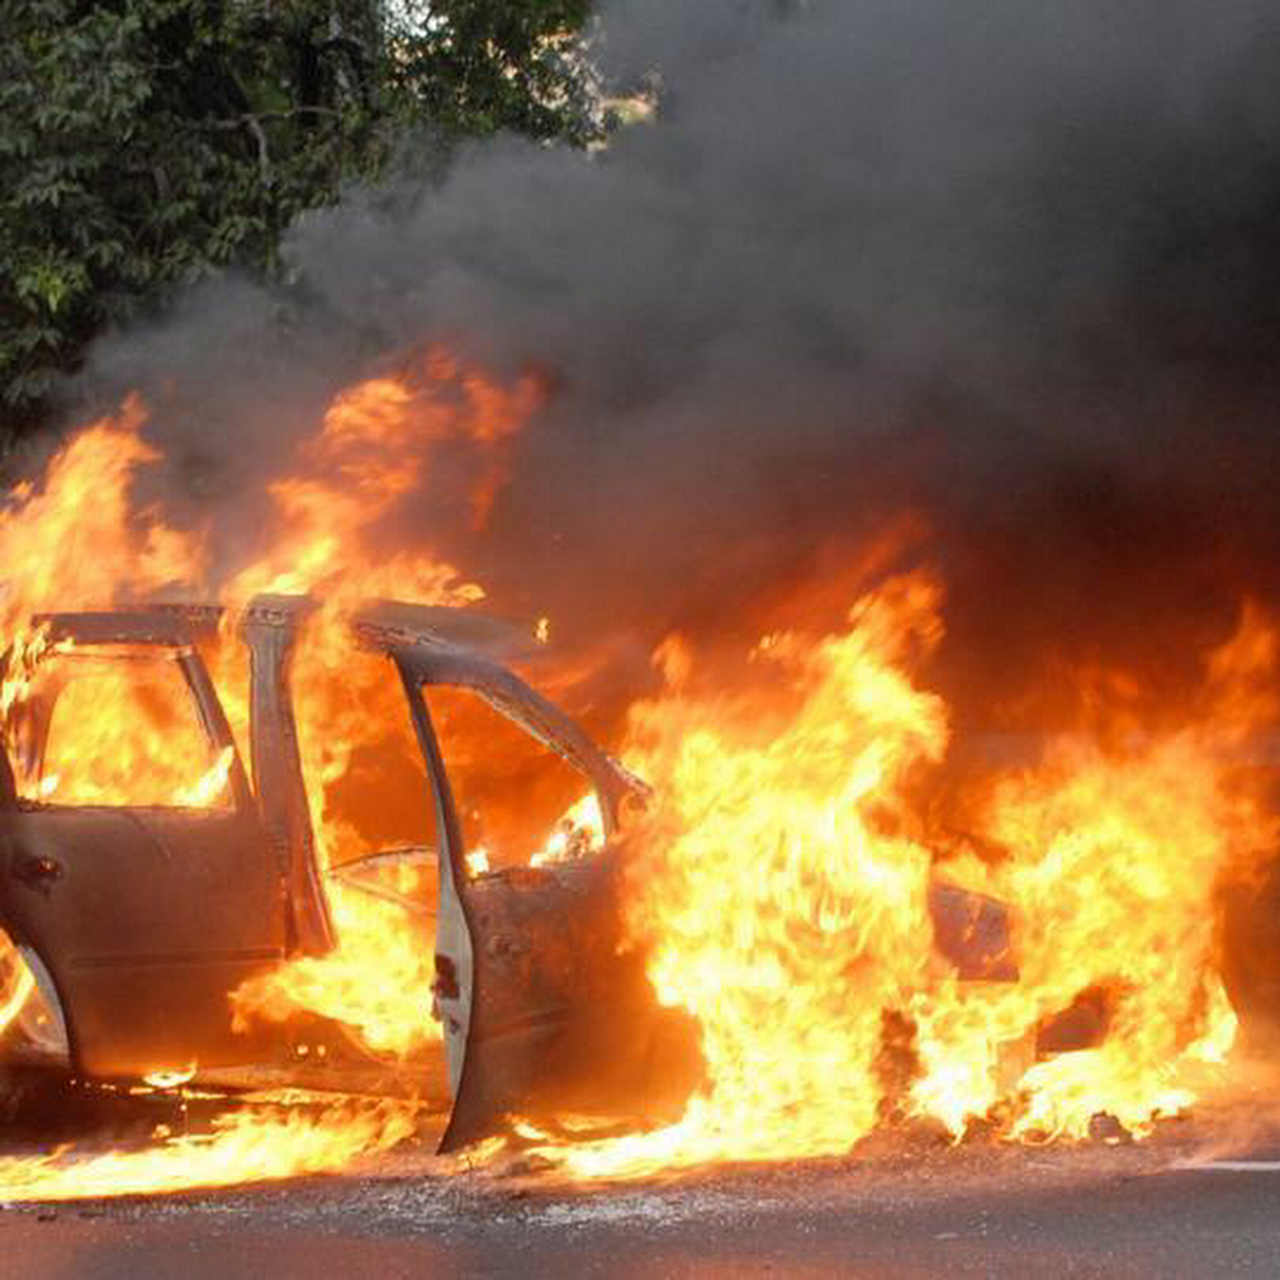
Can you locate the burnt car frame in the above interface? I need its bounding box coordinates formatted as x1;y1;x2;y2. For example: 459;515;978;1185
0;595;1169;1152
0;596;701;1151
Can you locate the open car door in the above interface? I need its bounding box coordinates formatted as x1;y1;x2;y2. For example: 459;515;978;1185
0;609;287;1078
346;610;703;1152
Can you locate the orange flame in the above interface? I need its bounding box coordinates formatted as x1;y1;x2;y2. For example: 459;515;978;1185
0;354;1276;1200
0;398;203;633
0;1098;419;1202
227;353;541;1058
0;351;541;1198
513;574;1275;1178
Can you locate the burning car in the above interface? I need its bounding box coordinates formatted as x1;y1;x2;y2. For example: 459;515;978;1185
0;592;1052;1154
0;596;705;1150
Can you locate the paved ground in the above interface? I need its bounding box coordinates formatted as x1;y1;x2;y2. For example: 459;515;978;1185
4;1113;1280;1278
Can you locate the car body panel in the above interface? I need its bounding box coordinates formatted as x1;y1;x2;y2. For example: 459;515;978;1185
0;806;286;1075
0;613;286;1077
241;599;334;955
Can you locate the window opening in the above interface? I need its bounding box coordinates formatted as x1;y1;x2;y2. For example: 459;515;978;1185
292;645;439;916
10;648;232;809
425;682;605;875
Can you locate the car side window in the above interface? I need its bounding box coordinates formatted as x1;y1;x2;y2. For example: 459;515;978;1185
425;683;605;874
10;649;233;809
291;646;440;871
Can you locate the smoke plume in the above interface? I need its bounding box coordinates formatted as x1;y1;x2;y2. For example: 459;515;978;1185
55;0;1280;726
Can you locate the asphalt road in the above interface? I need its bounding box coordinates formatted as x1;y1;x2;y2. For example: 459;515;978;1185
4;1120;1280;1279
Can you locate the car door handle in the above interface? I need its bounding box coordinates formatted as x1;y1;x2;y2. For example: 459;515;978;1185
11;851;64;892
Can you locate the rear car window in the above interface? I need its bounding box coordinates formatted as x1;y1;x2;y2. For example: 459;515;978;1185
10;650;232;809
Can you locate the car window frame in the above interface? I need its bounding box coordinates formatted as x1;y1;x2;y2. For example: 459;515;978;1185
16;645;240;813
0;609;253;819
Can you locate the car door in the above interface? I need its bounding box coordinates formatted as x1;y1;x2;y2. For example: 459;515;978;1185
0;610;287;1078
377;633;703;1152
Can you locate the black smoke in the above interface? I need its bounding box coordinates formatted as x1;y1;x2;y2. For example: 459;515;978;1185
57;0;1280;729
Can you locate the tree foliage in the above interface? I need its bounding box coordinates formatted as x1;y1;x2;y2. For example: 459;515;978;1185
393;0;595;139
0;0;597;430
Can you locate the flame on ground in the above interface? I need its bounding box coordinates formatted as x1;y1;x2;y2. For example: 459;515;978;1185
0;1098;420;1203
